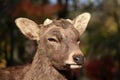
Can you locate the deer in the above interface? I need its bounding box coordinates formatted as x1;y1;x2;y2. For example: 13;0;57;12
0;13;91;80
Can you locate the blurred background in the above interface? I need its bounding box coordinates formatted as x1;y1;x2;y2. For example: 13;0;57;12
0;0;120;80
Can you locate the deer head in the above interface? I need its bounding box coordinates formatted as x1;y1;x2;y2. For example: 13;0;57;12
15;13;91;70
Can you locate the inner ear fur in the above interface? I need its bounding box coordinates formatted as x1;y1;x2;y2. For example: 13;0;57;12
73;13;91;35
15;18;40;40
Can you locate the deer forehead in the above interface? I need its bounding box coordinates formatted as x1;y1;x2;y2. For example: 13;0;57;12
43;19;79;35
42;23;80;41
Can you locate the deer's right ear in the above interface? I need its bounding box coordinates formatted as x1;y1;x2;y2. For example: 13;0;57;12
15;18;40;40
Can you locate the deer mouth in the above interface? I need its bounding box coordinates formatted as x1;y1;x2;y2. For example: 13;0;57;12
65;60;83;69
65;64;83;69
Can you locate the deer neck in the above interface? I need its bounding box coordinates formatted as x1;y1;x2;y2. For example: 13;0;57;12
23;49;67;80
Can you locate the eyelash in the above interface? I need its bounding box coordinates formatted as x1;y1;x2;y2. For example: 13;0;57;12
48;38;58;42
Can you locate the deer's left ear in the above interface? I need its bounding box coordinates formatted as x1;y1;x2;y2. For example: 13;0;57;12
73;13;91;35
15;18;40;40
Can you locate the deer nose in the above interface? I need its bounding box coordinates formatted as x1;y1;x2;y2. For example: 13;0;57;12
73;55;84;65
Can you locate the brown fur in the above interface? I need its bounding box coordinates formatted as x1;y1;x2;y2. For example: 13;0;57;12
0;14;90;80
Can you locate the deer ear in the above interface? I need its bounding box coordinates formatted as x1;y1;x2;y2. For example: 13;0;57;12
43;18;53;26
73;13;91;35
15;18;40;40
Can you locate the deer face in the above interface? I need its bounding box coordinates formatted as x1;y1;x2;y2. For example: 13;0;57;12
15;13;91;70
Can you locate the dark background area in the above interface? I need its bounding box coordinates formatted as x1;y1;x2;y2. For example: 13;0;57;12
0;0;120;80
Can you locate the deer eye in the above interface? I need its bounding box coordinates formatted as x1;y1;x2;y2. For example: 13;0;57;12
77;41;80;45
48;37;58;42
77;39;80;44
